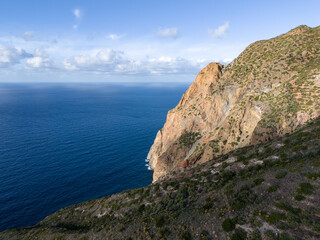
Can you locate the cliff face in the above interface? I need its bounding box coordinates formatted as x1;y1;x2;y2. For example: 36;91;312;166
148;25;320;182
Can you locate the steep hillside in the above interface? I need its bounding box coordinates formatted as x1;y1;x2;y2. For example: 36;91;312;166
148;25;320;182
2;115;320;239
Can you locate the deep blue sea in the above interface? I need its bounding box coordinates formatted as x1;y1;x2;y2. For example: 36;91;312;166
0;82;188;231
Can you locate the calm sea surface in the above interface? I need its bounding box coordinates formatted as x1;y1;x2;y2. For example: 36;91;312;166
0;82;188;231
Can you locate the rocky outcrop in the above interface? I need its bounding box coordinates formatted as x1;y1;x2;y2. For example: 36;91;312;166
148;25;320;182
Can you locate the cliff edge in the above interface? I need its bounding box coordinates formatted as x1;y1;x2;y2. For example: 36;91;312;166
148;25;320;182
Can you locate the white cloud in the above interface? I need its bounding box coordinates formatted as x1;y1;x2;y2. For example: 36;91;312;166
63;49;126;72
0;25;243;79
222;58;233;64
144;56;203;75
107;34;123;40
157;28;179;38
208;22;230;38
72;9;82;29
18;31;34;41
62;48;205;75
150;56;175;63
26;49;53;69
87;31;100;40
27;57;48;68
73;9;81;19
0;45;33;68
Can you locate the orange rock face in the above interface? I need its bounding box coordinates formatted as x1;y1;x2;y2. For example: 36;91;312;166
148;25;320;182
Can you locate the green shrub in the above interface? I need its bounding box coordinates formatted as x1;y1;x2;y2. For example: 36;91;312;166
280;153;288;161
250;230;262;240
303;171;320;180
160;227;171;237
253;178;264;186
201;201;214;212
154;184;160;192
222;162;229;168
296;182;314;195
231;185;257;210
264;229;277;240
249;216;262;227
225;183;235;195
179;131;201;147
231;228;247;240
265;211;286;224
222;218;235;232
279;233;293;240
137;204;145;214
275;202;301;215
275;171;287;179
180;231;192;240
267;185;278;193
312;222;320;233
155;215;166;228
219;170;236;185
294;195;305;201
200;230;210;240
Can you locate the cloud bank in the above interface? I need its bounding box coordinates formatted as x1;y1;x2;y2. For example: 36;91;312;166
0;45;33;68
26;49;53;69
63;49;126;72
0;16;239;81
73;9;81;19
62;48;206;75
107;34;123;40
208;22;230;38
157;28;179;38
18;31;35;41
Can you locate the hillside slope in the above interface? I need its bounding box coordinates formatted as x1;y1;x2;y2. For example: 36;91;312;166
148;25;320;182
1;115;320;239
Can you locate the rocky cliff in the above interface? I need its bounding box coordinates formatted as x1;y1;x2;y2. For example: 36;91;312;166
148;25;320;182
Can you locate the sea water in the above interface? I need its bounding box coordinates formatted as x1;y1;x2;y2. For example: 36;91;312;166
0;82;188;231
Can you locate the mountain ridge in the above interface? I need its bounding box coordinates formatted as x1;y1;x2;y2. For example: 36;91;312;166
148;24;320;182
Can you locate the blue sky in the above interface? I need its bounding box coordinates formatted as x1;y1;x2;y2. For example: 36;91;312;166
0;0;319;82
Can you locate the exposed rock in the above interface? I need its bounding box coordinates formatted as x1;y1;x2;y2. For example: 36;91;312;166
148;25;320;182
302;50;309;58
284;25;311;36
